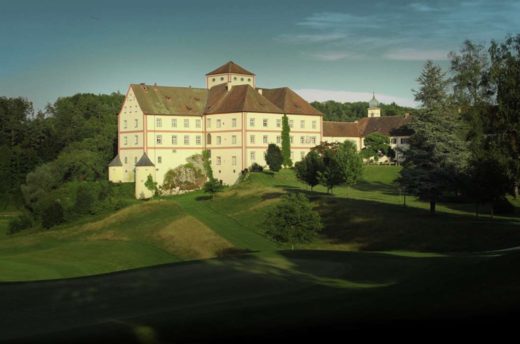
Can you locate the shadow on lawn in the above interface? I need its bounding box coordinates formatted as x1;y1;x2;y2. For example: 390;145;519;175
315;195;520;252
3;249;520;343
351;180;399;195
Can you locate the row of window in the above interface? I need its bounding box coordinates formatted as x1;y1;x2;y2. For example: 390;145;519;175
123;119;139;129
247;118;317;129
211;77;252;82
206;134;318;146
207;118;237;128
156;118;201;129
124;117;319;130
390;138;409;144
156;135;202;145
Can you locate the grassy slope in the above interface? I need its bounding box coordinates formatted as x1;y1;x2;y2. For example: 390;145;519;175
2;166;520;341
1;165;520;282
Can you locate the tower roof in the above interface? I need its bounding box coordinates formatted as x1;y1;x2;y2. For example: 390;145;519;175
369;93;380;108
206;61;255;76
108;155;122;167
135;153;155;167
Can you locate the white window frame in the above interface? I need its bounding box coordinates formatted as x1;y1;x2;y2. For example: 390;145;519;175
172;135;177;145
156;118;162;127
232;118;237;128
196;135;201;145
184;119;189;128
184;135;190;145
232;135;237;144
172;118;177;128
250;135;255;144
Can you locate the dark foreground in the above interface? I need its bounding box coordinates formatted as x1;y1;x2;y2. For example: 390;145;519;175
2;250;520;343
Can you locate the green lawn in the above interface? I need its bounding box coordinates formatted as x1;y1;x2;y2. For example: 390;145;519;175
1;166;520;341
2;165;520;282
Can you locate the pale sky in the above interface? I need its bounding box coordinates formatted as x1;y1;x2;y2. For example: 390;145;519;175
1;0;519;110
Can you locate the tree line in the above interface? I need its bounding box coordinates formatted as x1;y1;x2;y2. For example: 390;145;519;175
1;93;126;232
398;35;520;215
311;100;415;122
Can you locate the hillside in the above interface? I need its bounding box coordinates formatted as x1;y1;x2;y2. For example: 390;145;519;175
2;166;520;282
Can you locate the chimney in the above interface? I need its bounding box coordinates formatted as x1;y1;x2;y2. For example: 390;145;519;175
258;88;263;95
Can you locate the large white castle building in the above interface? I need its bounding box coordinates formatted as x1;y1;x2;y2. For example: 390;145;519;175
108;61;411;198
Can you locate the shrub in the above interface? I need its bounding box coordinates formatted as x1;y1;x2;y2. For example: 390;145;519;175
250;163;264;172
265;144;283;172
41;201;65;229
8;213;33;234
74;183;96;215
264;193;323;249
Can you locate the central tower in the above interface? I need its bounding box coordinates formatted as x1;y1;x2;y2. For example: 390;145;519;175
205;61;256;89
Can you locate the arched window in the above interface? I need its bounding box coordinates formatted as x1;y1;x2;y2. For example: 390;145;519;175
207;133;212;145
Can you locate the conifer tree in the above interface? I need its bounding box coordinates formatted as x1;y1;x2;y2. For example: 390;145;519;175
281;114;292;167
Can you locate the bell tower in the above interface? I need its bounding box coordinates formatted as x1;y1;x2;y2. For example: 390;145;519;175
206;61;256;89
368;92;381;117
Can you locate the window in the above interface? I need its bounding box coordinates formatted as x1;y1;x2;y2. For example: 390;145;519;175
276;136;281;144
232;156;237;166
134;119;138;128
217;136;222;145
172;135;177;145
212;78;216;82
195;136;201;145
207;118;211;128
206;133;212;144
172;119;177;128
134;135;138;144
300;120;305;129
232;135;237;144
241;77;244;81
249;118;255;127
263;119;268;127
401;138;409;144
250;151;256;161
216;156;221;165
263;135;268;144
234;76;237;80
156;135;162;144
184;135;190;145
289;120;294;128
232;118;237;127
250;135;255;144
248;78;251;82
184;119;189;128
276;119;281;128
390;138;397;144
220;77;224;81
124;136;128;145
124;157;128;164
300;151;305;159
290;136;294;144
196;119;201;128
300;136;305;144
158;156;162;164
312;121;317;129
123;120;127;129
156;118;162;127
217;119;221;128
311;136;316;144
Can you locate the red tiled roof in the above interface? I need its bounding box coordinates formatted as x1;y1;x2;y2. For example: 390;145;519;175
323;116;412;138
323;121;360;137
205;84;282;114
261;87;323;116
206;61;255;76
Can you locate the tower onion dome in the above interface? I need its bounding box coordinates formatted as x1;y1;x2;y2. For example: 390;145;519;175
369;93;380;108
